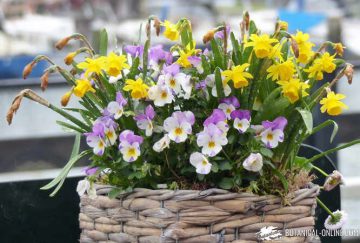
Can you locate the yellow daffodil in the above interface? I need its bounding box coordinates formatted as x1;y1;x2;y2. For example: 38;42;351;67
278;21;288;31
304;52;336;80
266;59;295;81
123;78;149;99
292;31;315;64
333;43;345;57
73;79;96;98
222;63;253;88
105;52;130;77
77;57;106;78
277;78;309;103
269;42;284;61
162;20;179;41
245;34;279;58
320;91;348;116
176;42;199;68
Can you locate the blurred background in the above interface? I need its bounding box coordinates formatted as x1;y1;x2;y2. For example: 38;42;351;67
0;0;360;241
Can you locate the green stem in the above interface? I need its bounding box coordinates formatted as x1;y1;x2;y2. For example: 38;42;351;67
306;139;360;164
311;165;329;177
50;104;90;131
222;149;233;164
316;197;335;219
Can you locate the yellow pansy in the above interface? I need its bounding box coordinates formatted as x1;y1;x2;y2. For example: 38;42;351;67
73;79;96;98
222;63;253;88
304;52;336;80
77;57;106;78
123;78;149;99
245;34;279;58
266;58;295;81
105;52;130;77
292;31;315;64
277;78;309;104
162;20;179;41
320;91;348;116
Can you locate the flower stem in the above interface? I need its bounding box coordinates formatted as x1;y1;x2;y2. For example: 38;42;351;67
311;165;329;177
317;197;335;219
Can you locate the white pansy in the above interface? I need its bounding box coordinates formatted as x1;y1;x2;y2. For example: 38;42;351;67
119;141;141;162
76;179;90;197
197;126;228;157
218;103;236;120
163;117;192;143
233;118;250;133
148;84;174;107
260;128;284;148
136;118;154;137
153;134;171;152
104;126;117;146
190;152;212;175
107;101;123;119
86;135;106;156
243;153;263;172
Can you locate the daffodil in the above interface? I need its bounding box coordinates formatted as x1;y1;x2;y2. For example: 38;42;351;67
292;31;315;64
269;42;284;61
222;63;253;88
277;78;309;103
105;52;130;76
162;20;179;41
77;57;106;78
266;59;295;81
320;91;348;116
123;78;149;99
73;79;96;97
245;34;279;58
176;42;198;68
305;52;336;80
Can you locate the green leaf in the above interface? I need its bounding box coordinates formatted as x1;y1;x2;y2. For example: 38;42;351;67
201;55;211;75
260;147;273;158
296;108;313;134
272;168;288;192
215;67;225;98
230;32;240;65
210;39;224;69
219;161;232;171
99;29;108;56
293;156;312;170
41;149;92;195
128;56;140;79
311;120;338;143
211;162;219;173
218;177;233;190
142;40;150;80
56;120;86;133
249;20;258;35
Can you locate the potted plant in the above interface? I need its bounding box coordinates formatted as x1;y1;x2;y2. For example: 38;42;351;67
7;12;357;242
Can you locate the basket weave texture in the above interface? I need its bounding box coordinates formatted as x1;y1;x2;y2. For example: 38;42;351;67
79;184;319;243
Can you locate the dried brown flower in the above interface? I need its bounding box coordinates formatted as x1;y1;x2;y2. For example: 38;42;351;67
40;71;50;91
55;36;71;50
202;29;215;44
344;63;354;84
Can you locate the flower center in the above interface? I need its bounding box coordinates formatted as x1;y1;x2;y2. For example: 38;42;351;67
237;123;243;128
127;148;136;156
175;127;183;135
98;140;104;148
170;79;176;87
161;91;168;99
202;160;208;166
208;141;215;148
266;133;273;140
226;108;232;114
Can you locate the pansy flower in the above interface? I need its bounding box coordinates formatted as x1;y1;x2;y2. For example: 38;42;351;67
153;134;171;152
260;116;287;148
218;96;240;119
203;109;229;135
148;84;174;107
197;123;228;157
164;111;195;143
159;63;192;99
134;105;156;136
190;152;212;175
119;130;144;162
188;56;204;74
205;74;231;97
243;153;263;172
106;92;127;119
230;109;251;133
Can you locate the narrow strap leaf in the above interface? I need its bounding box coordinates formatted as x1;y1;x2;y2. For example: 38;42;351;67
99;29;108;56
215;67;225;98
310;120;338;143
296;108;313;134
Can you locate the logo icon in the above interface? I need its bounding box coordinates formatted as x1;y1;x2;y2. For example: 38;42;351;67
256;226;283;240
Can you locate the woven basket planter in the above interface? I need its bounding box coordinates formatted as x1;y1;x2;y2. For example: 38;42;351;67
79;184;319;243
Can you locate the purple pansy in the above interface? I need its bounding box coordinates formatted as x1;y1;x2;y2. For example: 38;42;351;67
119;130;144;162
124;45;144;57
260;116;288;148
218;96;240;119
134;105;156;136
230;110;251;133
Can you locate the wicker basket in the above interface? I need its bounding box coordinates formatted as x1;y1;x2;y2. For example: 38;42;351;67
79;184;319;243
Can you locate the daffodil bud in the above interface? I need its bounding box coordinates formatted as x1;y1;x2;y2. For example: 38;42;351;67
333;43;345;57
290;38;299;58
40;71;50;91
153;17;161;36
202;29;215;44
55;36;71;50
61;91;73;107
23;62;35;79
279;21;288;31
243;11;250;31
344;63;354;84
64;52;77;65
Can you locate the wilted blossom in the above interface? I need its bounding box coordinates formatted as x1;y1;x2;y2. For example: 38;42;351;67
323;170;343;191
230;109;251;133
76;179;97;198
107;92;127;119
86;117;118;156
197;123;228;157
119;130;144;162
218;96;240;119
190;152;212;174
164;111;195;143
188;56;204;74
260;116;287;148
159;63;192;99
324;210;348;230
205;73;231;97
134;104;156;136
124;44;144;57
153;134;171;152
243;153;263;172
204;109;229;134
